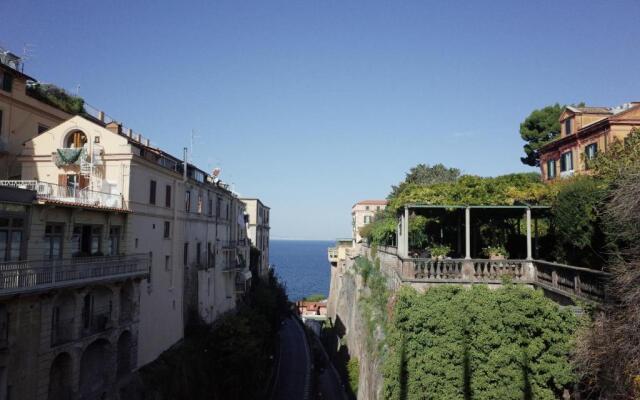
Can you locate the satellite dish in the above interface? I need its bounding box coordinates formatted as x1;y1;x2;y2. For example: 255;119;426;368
212;168;221;178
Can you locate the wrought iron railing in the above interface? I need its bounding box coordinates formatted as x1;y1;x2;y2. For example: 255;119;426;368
0;180;124;209
0;253;150;295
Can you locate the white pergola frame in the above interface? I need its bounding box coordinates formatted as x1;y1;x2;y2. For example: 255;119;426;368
397;204;550;260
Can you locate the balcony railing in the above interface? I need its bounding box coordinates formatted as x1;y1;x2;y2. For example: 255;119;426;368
410;258;529;282
0;180;124;210
534;260;609;302
0;253;150;296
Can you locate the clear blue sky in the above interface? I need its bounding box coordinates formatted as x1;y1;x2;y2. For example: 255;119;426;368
3;0;640;239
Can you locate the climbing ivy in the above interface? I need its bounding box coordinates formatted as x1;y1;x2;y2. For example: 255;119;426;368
383;285;577;400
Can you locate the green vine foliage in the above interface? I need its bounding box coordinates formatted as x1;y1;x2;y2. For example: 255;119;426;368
383;286;577;400
26;83;86;115
389;173;550;212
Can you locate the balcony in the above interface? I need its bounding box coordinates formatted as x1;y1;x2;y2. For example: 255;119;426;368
0;254;150;296
0;180;124;210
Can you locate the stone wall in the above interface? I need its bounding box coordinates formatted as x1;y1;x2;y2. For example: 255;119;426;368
328;255;385;400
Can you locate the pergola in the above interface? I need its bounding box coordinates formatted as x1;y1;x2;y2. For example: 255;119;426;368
396;204;550;260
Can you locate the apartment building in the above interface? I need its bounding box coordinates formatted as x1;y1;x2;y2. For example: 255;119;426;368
11;114;251;370
351;200;388;244
241;198;270;277
0;184;148;400
0;49;72;179
539;102;640;181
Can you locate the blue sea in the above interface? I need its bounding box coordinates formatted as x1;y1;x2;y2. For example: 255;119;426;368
269;240;334;301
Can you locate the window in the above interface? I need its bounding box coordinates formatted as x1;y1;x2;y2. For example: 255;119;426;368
37;124;49;135
163;221;171;239
197;193;203;214
0;217;23;261
108;226;121;256
207;242;214;268
183;242;189;266
165;185;172;207
207;197;213;217
585;143;598;160
185;191;191;212
365;206;370;211
149;180;157;205
1;72;13;92
560;151;573;172
364;216;371;224
196;242;202;265
71;225;101;256
546;159;556;179
564;119;573;136
216;197;222;218
45;224;64;259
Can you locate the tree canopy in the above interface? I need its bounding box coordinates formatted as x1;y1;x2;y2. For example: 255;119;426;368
519;104;563;166
389;163;460;199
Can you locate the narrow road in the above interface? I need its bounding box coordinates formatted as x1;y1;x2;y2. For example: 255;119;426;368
272;316;311;400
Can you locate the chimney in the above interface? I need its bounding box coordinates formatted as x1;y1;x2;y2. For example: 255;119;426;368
144;138;150;146
105;121;122;135
126;128;133;137
97;111;105;122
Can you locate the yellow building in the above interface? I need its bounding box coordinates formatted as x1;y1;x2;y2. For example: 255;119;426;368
0;49;72;179
539;102;640;181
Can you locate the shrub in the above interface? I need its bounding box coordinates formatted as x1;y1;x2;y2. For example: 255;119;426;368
347;357;360;395
383;285;577;400
550;176;606;267
26;83;86;115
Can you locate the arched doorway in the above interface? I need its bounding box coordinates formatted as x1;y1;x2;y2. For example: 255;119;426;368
79;339;110;399
116;331;133;379
48;352;72;400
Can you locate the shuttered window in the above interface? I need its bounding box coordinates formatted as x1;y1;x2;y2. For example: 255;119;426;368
149;180;157;205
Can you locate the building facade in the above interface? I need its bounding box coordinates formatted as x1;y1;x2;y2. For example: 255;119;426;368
0;185;148;400
539;103;640;181
351;200;388;244
0;49;72;180
11;115;251;370
241;198;270;277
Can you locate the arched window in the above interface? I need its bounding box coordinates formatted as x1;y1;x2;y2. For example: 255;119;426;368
48;352;72;400
65;130;87;148
79;339;110;398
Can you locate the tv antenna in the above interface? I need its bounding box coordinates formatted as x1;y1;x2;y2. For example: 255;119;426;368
21;43;36;72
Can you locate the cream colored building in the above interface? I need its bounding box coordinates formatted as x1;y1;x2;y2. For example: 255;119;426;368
11;114;251;369
351;199;388;244
0;49;72;179
241;198;270;277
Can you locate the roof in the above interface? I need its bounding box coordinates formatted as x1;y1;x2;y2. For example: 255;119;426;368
354;199;388;206
566;106;612;115
0;62;36;82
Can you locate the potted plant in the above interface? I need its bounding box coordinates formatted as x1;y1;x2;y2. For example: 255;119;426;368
481;245;509;260
429;244;451;261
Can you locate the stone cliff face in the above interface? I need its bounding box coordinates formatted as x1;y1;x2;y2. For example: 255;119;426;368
327;253;384;400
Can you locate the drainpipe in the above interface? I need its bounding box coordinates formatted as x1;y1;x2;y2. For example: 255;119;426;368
183;147;188;182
